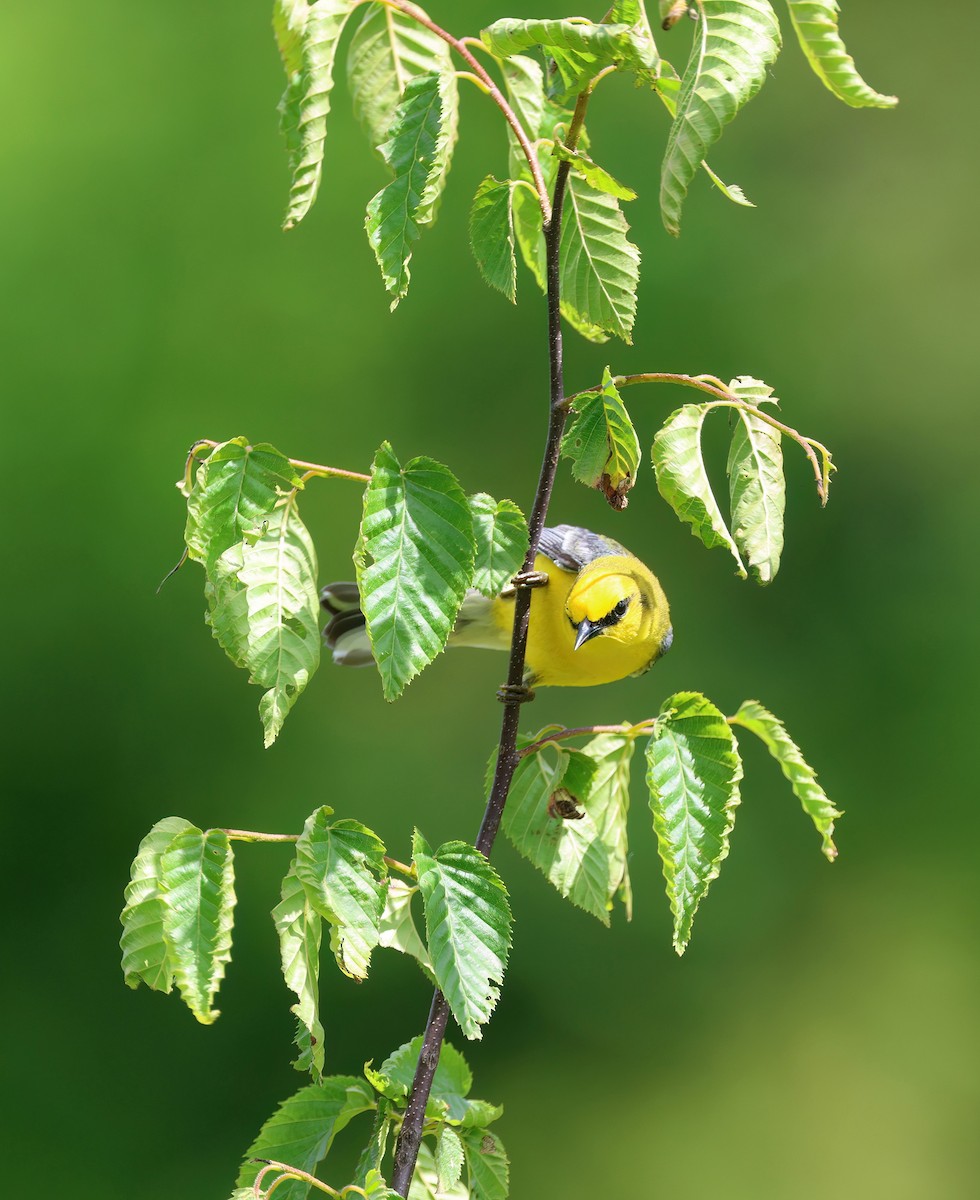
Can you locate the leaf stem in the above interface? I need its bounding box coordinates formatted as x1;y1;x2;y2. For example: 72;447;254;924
379;0;551;221
253;1159;341;1198
220;829;299;844
608;372;835;504
183;439;370;486
389;81;594;1200
383;855;417;879
518;720;657;758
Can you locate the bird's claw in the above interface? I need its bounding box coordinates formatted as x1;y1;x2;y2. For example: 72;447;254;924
496;683;535;705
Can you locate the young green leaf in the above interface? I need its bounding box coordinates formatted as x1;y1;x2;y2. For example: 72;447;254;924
204;493;321;747
727;398;785;585
183;437;302;571
378;879;434;980
274;862;325;1079
410;1140;470;1200
347;3;459;159
785;1;897;108
660;0;781;236
369;1036;474;1123
467;493;529;597
235;1076;376;1198
561;367;641;510
502;745;615;925
646;692;743;953
730;699;841;859
275;0;358;231
652;403;747;575
362;1168;401;1200
469;177;518;302
352;1103;392;1189
356;442;475;700
553;143;637;201
580;732;637;920
413;833;512;1040
159;828;236;1023
560;173;641;343
119;816;195;993
481;17;659;100
436;1127;465;1193
294;807;388;981
501;54;546;142
365;72;447;309
701;160;755;207
461;1128;510;1200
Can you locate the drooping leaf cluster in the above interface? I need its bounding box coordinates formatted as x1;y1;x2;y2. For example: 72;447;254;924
271;0;893;335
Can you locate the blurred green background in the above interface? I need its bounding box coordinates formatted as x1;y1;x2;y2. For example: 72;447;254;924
3;2;977;1196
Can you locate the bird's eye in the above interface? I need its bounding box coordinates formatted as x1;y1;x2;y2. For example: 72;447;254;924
612;598;629;618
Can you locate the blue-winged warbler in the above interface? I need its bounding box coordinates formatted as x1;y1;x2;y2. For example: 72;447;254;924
321;524;672;687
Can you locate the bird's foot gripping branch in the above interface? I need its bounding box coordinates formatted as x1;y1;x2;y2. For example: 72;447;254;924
122;1;894;1196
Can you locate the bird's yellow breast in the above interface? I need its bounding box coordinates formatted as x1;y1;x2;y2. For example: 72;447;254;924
492;552;667;687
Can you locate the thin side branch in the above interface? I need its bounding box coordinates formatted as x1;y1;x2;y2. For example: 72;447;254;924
517;720;656;759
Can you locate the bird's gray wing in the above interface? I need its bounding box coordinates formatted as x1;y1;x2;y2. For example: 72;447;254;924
537;524;630;572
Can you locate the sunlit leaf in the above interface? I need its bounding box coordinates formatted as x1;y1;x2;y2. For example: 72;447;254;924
502;744;612;925
580;732;637;920
501;54;546;141
274;863;324;1079
120;816;195;993
436;1127;465;1193
205;494;321;746
560;173;640;343
652;403;746;575
645;692;743;953
235;1077;375;1198
365;72;448;309
730;699;841;860
553;143;637;201
785;0;897;108
413;833;512;1040
660;1;781;235
726;379;784;583
159;828;236;1023
275;0;358;231
183;437;302;571
410;1140;470;1200
356;442;475;700
294;807;387;981
562;367;641;509
368;1036;477;1124
469;178;517;302
467;493;529;597
378;879;433;979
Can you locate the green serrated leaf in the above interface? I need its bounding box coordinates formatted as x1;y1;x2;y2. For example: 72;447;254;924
481;17;659;101
646;692;743;953
365;72;448;309
502;744;613;925
120;816;195;993
410;1140;470;1200
436;1127;465;1193
467;493;529;597
561;367;641;510
461;1128;510;1200
553;143;637;201
274;862;325;1079
660;1;781;236
701;159;755;206
184;438;302;570
580;732;637;920
205;493;321;747
347;3;459;157
501;55;546;141
560;173;640;343
378;879;434;980
786;1;897;108
275;0;358;231
731;699;841;859
362;1167;401;1199
727;401;785;585
356;443;475;700
469;177;518;302
294;807;387;981
413;833;512;1040
159;828;236;1023
652;403;747;576
235;1077;376;1198
370;1036;474;1123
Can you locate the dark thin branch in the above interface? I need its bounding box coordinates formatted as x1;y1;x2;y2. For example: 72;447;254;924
390;80;595;1200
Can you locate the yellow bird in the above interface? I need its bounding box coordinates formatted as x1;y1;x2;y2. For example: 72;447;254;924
321;524;672;687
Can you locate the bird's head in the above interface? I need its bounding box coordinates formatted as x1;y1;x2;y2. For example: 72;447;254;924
565;557;672;660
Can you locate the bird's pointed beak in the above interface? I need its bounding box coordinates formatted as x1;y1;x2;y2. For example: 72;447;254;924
573;618;600;651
